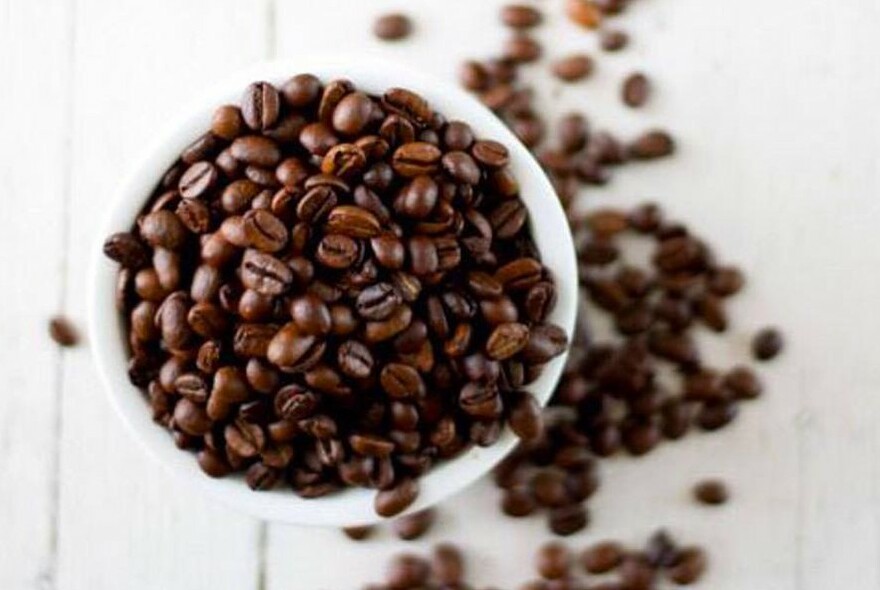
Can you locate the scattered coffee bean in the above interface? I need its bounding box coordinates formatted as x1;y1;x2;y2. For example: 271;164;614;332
342;525;374;541
694;479;730;505
552;54;594;82
600;29;629;51
392;508;436;541
581;541;624;574
622;72;651;108
374;13;412;41
752;327;784;361
49;316;79;347
536;542;572;580
501;4;543;29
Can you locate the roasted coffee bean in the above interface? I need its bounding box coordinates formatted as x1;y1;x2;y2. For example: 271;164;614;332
326;205;381;238
104;232;149;269
317;234;360;269
618;555;655;590
724;366;762;400
242;209;287;252
373;13;412;41
536;542;572;581
697;400;738;431
521;323;567;364
694;479;729;505
753;327;784;360
281;73;321;109
392;142;442;177
268;323;325;372
601;28;629;51
342;526;374;541
548;504;588;536
489;199;527;239
622;72;651;108
472;140;509;168
552;54;594;82
667;547;707;584
178;161;218;199
375;478;419;518
629;129;675;159
581;541;624;574
289;293;332;336
241;81;280;131
501;4;542;28
274;384;318;421
509;392;544;441
431;543;464;586
365;304;413;343
392;508;435;541
241;249;293;295
395;175;439;219
502;485;537;517
504;34;542;63
49;316;79;347
495;258;542;291
356;282;402;321
381;363;425;399
566;0;602;29
486;322;530;360
297;186;337;223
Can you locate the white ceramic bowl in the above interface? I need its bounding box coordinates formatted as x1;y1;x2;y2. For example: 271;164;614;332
89;57;578;526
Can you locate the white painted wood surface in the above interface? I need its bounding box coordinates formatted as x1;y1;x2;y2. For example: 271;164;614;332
1;0;879;588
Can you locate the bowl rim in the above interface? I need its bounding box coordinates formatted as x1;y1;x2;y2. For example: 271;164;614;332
88;56;578;526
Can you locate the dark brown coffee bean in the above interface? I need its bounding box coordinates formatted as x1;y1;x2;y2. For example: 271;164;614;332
392;508;435;541
501;4;542;28
365;304;413;343
331;92;374;136
240;249;293;296
241;81;280;131
233;323;277;358
242;209;287;253
289;293;331;336
296;186;337;223
521;323;567;364
724;366;762;400
176;198;211;234
552;54;594;82
501;485;536;517
486;322;530;360
581;541;624;574
442;151;481;185
326;205;381;238
316;234;360;269
373;13;412;41
504;34;542;63
694;479;729;505
356;282;402;321
392;142;442;177
509;392;544;441
103;232;148;269
495;258;542;291
281;74;321;108
622;72;651;108
274;384;318;422
381;363;425;399
601;28;629;51
342;526;374;541
431;543;464;586
173;398;212;436
489;199;528;239
532;469;569;507
375;477;419;517
472;140;509;168
49;316;79;347
299;122;339;157
752;327;784;360
618;555;655;590
536;542;572;580
629;129;675;159
178;161;218;199
697;400;738;431
197;448;231;478
548;504;588;536
395;175;439;219
268;323;325;373
211;105;244;140
667;547;708;585
139;210;187;251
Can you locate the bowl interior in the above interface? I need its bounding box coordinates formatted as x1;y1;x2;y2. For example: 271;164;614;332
88;56;578;526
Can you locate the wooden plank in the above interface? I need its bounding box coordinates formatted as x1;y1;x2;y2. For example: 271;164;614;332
0;1;74;588
54;2;272;589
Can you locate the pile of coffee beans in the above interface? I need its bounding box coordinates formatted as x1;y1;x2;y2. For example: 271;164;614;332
492;203;780;535
363;530;707;589
457;4;675;209
103;75;569;517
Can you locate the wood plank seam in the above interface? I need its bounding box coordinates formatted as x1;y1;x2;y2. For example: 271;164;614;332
42;1;79;588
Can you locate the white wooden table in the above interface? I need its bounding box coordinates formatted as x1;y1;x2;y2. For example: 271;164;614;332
2;0;879;588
